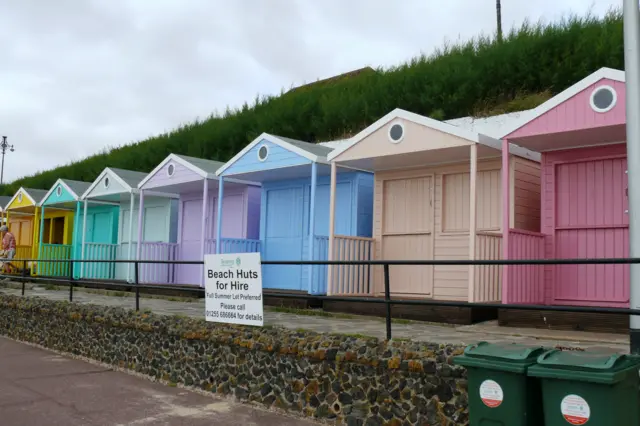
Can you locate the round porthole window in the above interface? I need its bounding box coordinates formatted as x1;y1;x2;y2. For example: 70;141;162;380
257;144;269;162
388;121;405;143
56;186;62;197
17;192;22;202
167;163;175;177
590;85;617;113
104;177;110;189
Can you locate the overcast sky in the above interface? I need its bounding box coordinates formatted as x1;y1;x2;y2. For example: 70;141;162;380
0;0;619;183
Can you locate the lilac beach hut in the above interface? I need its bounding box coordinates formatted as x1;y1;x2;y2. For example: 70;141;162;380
136;153;261;286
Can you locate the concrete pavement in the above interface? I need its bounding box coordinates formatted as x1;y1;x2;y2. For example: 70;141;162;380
0;337;316;426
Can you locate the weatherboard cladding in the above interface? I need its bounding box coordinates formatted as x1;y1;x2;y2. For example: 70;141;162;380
221;134;337;178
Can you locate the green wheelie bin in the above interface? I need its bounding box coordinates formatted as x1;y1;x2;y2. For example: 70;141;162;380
528;349;640;426
453;341;547;426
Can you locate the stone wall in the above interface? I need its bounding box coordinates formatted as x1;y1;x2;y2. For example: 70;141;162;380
0;294;468;425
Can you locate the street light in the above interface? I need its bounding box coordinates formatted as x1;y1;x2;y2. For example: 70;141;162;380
0;136;14;185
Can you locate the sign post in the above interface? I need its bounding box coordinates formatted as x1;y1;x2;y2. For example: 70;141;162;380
204;252;264;327
624;0;640;354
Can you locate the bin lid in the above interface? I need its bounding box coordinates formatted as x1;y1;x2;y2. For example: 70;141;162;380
453;341;547;373
528;349;640;385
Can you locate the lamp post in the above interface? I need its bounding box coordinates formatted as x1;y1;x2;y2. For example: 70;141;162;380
0;136;15;185
624;0;640;354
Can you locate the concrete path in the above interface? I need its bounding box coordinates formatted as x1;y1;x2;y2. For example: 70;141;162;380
0;284;630;353
0;337;314;426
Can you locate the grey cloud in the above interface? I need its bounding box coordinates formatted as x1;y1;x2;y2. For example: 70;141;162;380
0;0;620;183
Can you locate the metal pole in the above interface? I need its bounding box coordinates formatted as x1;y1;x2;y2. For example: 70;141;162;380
624;0;640;354
383;264;392;340
1;147;5;185
134;261;139;311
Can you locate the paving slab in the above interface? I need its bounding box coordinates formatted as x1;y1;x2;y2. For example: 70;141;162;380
0;337;315;426
0;284;630;353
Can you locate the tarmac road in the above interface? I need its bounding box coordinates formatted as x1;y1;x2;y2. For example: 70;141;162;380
0;337;316;426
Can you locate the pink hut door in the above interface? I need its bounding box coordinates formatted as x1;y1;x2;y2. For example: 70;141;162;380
553;157;629;306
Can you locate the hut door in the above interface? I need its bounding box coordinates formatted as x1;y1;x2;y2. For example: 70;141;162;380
177;199;204;285
381;176;434;296
554;157;629;305
263;187;304;290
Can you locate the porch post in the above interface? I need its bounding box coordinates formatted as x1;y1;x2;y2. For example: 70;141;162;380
126;191;136;282
468;144;477;303
80;200;88;278
136;190;145;261
501;139;510;304
73;201;81;277
38;206;45;275
623;0;640;353
327;161;337;295
215;177;223;254
308;162;318;294
200;179;209;286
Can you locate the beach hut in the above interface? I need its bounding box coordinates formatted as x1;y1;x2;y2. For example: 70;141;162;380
326;108;540;310
36;179;93;277
4;187;56;274
215;133;374;295
137;153;261;287
0;195;12;225
497;67;629;310
80;167;178;283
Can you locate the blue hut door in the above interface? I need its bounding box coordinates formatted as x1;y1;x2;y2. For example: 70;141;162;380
263;187;304;290
87;212;114;279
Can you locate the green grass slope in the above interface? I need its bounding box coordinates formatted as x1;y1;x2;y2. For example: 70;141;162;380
1;10;624;196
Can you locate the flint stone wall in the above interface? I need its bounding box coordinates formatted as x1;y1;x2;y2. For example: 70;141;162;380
0;294;469;425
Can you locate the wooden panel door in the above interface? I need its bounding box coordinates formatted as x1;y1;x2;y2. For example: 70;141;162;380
554;157;629;306
381;176;433;296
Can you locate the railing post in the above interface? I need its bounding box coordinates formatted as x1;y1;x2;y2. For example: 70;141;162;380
69;260;73;302
68;259;74;302
134;261;140;311
383;263;392;340
21;260;27;296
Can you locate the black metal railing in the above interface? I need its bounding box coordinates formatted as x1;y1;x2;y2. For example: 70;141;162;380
2;257;640;351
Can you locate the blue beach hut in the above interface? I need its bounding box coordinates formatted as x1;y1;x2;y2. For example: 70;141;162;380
36;179;93;278
215;133;374;295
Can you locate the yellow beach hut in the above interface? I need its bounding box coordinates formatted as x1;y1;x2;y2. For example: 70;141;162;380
4;187;74;275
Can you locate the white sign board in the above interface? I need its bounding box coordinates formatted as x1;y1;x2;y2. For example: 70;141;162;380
204;252;264;326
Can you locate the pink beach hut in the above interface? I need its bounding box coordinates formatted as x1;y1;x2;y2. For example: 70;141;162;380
499;67;629;309
326;109;540;318
136;154;261;286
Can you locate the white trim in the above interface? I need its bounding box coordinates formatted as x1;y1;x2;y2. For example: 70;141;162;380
327;108;540;163
81;167;135;200
5;187;36;210
17;193;22;203
387;121;405;144
38;179;83;207
257;144;269;162
499;67;625;139
589;84;617;113
215;132;325;177
166;162;176;177
56;186;62;197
